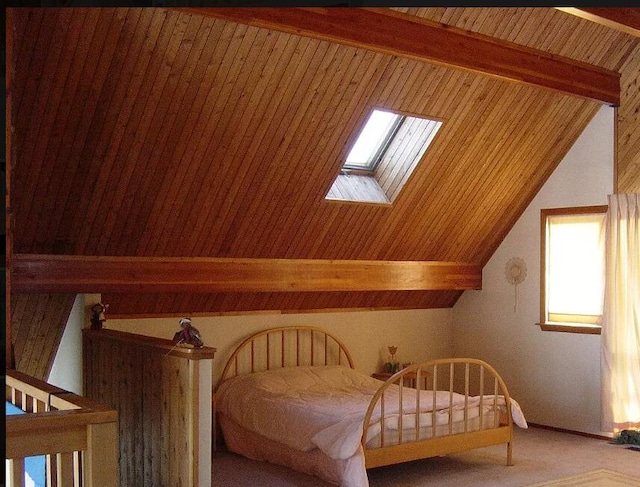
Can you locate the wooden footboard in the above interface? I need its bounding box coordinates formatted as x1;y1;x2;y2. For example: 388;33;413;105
362;358;514;468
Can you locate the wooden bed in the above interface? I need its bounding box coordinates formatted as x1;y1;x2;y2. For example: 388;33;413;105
214;326;526;487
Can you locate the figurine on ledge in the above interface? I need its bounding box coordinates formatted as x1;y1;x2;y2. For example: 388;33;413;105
173;317;204;348
90;303;109;330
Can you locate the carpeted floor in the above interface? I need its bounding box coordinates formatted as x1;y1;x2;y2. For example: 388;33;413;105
526;468;640;486
212;427;640;486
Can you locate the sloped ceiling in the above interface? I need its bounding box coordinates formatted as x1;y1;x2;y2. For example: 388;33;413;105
8;7;640;317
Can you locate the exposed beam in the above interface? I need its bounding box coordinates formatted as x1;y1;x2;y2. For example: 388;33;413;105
12;254;482;294
557;8;640;38
177;7;620;106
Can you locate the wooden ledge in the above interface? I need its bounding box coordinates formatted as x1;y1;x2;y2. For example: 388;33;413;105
83;329;217;360
538;322;601;335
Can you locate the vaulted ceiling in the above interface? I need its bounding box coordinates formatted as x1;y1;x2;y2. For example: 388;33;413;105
7;7;640;326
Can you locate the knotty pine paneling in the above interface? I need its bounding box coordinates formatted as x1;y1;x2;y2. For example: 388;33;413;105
618;42;640;194
9;8;639;317
10;294;76;379
105;290;463;317
83;329;215;486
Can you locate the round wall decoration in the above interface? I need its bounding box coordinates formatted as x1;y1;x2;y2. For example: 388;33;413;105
505;257;527;312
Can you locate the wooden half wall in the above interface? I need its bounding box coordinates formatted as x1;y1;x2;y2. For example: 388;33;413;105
83;328;216;487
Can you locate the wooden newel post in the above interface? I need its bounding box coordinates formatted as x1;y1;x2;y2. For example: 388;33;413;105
85;421;119;487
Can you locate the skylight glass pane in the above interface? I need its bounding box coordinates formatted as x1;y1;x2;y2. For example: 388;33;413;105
345;110;401;170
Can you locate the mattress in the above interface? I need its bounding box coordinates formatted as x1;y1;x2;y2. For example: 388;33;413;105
219;413;349;486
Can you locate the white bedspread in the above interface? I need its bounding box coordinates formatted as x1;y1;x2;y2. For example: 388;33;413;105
216;365;527;487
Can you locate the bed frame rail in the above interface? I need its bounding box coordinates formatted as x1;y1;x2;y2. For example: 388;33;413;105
362;358;514;468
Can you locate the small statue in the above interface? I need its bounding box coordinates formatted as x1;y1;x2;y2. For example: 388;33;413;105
173;317;204;348
90;303;108;330
384;345;401;373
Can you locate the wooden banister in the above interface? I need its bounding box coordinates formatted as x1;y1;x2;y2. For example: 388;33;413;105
6;370;118;487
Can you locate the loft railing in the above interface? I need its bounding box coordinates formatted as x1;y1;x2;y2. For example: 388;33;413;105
6;369;118;487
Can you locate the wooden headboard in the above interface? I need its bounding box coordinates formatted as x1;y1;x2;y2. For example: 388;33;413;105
216;326;355;390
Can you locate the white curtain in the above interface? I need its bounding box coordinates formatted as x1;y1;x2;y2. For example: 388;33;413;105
601;193;640;432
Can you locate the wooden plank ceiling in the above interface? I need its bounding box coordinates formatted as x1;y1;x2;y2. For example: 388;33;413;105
9;7;640;317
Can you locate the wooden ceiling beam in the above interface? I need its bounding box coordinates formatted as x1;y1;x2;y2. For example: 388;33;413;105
556;8;640;38
11;254;482;294
177;7;620;106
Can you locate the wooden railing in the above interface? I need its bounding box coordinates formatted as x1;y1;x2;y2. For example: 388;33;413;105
6;369;118;487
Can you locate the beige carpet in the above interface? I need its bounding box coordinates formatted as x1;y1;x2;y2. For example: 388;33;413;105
213;427;640;486
526;469;640;487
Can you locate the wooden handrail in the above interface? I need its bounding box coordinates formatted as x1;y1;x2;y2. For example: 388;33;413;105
6;370;119;487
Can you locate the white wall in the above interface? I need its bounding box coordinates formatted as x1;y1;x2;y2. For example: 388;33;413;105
49;294;102;394
48;294;85;394
107;308;453;384
452;106;614;435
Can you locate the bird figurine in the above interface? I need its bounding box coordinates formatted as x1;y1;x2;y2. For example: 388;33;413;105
90;303;108;330
173;317;204;348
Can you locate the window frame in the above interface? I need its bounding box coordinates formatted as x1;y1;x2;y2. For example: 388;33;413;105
343;109;405;173
326;107;443;205
539;205;607;335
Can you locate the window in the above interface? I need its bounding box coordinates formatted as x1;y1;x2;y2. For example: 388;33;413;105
540;206;607;334
325;108;442;204
343;109;403;172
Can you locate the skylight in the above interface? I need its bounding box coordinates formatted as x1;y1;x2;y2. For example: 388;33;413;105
326;108;443;204
344;110;403;171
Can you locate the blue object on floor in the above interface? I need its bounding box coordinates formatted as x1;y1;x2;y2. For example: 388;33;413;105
6;401;47;487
